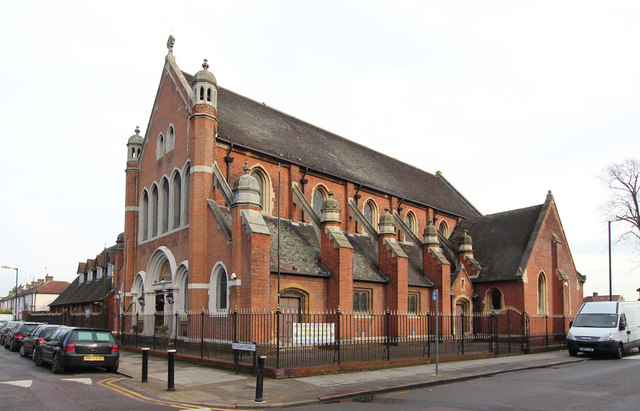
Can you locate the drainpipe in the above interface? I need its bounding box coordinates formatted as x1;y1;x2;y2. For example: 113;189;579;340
354;184;362;232
397;198;404;241
299;167;308;222
224;144;234;183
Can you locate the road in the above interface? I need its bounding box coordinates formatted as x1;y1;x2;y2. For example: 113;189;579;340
0;345;177;410
285;352;640;410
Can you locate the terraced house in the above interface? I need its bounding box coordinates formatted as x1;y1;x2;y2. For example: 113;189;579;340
117;37;585;338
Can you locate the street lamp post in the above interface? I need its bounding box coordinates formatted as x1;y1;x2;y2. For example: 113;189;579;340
2;265;19;319
608;221;612;302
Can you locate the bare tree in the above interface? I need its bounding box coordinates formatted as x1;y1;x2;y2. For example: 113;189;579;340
601;158;640;245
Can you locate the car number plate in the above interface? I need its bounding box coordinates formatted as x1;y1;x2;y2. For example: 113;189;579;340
83;355;105;361
579;347;594;352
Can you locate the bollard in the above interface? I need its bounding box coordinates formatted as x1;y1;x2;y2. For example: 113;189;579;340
254;355;266;402
167;349;176;392
141;348;149;383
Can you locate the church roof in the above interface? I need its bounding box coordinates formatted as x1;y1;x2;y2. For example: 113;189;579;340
49;277;113;307
182;72;479;219
451;203;545;283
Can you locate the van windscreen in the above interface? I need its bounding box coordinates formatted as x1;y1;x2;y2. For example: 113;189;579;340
573;313;618;328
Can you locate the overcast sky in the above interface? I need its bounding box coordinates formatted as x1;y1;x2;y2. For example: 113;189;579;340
1;1;639;301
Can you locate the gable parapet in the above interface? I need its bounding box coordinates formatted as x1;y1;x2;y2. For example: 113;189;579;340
383;238;408;259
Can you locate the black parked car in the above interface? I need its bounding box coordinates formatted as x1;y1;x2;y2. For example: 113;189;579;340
2;321;22;347
0;320;13;344
19;324;62;357
33;327;119;373
6;322;42;352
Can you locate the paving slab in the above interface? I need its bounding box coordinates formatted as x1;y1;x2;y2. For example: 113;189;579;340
114;349;584;409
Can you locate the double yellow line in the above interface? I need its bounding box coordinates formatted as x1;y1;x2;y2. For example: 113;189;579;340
98;377;254;410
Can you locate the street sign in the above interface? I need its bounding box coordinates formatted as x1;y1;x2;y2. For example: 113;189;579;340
231;343;256;352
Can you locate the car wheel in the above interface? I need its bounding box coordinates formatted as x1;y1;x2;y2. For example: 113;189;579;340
105;362;119;373
51;354;64;374
19;345;27;357
568;348;578;357
614;344;624;359
33;348;43;366
10;340;18;352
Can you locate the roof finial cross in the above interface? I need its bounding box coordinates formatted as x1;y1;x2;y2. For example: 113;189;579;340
167;35;175;54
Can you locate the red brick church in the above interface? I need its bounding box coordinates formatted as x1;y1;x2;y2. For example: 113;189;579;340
117;37;585;325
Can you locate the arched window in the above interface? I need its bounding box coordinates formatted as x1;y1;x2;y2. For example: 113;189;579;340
490;289;502;311
250;167;272;213
538;272;547;314
438;220;449;238
184;164;190;224
141;191;149;241
209;266;228;312
156;134;164;160
166;125;175;152
199;86;205;101
151;185;159;237
172;171;181;229
252;170;263;206
312;186;327;218
182;274;189;312
404;211;417;235
206;88;211;102
363;200;378;228
161;178;169;234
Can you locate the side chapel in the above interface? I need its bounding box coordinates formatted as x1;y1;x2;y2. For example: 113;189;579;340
118;37;585;322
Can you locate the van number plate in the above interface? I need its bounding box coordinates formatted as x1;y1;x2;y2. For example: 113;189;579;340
579;347;594;352
84;356;104;361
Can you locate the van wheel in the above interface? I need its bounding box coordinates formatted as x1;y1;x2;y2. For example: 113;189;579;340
614;344;624;359
568;348;578;357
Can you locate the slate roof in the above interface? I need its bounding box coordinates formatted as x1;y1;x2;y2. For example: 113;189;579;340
347;234;389;284
264;217;330;278
49;277;113;307
182;71;479;219
451;203;544;283
399;242;434;288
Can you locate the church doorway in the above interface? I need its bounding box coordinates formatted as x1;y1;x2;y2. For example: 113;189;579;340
155;292;165;328
456;300;470;335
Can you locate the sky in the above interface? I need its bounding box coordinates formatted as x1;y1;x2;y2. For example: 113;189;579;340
1;1;639;301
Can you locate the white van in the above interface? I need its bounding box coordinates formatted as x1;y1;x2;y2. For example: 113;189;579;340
567;301;640;358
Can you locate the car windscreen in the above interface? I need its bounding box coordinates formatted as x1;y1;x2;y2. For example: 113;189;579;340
573;313;618;328
69;330;115;343
22;324;38;333
42;327;58;338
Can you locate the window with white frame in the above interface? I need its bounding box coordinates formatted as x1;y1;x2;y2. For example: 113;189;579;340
166;125;175;152
141;190;149;241
172;171;182;229
209;267;228;312
161;178;169;233
312;186;327;218
156;134;165;160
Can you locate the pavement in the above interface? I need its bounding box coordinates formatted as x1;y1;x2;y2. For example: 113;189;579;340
109;348;585;409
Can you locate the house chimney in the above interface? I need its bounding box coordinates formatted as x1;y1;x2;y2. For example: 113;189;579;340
45;275;53;282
